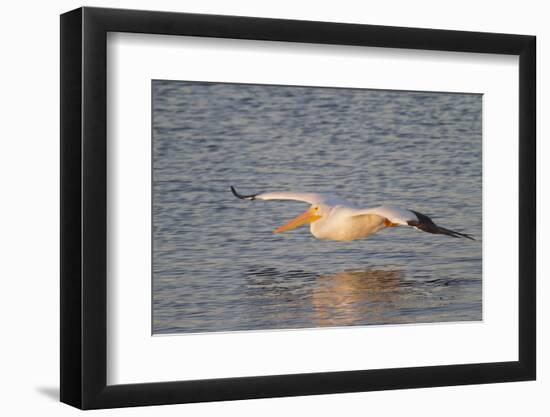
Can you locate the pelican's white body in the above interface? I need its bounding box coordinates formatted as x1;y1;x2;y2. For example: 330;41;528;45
252;191;419;241
309;206;416;241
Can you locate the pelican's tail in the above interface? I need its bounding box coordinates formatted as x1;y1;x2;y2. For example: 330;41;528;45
407;210;475;240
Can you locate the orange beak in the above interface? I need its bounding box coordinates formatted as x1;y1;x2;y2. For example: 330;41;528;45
273;207;322;233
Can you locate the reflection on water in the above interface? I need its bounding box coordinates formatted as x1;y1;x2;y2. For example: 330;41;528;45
311;269;475;327
313;270;406;327
152;80;482;334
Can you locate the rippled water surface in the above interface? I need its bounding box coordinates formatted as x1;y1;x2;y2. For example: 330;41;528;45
152;80;482;334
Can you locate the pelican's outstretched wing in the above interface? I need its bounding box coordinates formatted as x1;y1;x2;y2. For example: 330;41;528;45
230;186;351;207
354;206;475;240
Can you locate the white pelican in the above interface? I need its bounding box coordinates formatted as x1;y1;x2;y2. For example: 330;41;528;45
230;186;474;241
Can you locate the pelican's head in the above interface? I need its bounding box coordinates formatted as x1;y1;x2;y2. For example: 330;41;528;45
273;204;325;233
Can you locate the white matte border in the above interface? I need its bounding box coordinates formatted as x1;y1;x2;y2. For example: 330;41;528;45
107;33;518;385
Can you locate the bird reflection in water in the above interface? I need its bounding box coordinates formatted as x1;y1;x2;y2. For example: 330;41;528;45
312;269;410;327
245;267;422;329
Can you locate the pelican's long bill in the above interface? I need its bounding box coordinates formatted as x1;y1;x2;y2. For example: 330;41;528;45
273;207;322;233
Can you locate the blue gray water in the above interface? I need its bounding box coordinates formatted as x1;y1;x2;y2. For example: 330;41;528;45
152;80;482;334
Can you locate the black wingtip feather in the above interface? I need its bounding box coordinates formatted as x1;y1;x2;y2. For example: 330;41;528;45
408;210;475;240
230;186;257;200
437;227;476;241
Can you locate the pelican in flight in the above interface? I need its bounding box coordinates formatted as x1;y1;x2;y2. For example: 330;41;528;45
230;186;474;241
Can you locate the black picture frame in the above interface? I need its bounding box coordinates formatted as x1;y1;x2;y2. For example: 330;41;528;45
60;6;536;410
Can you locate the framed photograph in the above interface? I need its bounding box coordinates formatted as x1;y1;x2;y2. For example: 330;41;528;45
60;6;536;409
